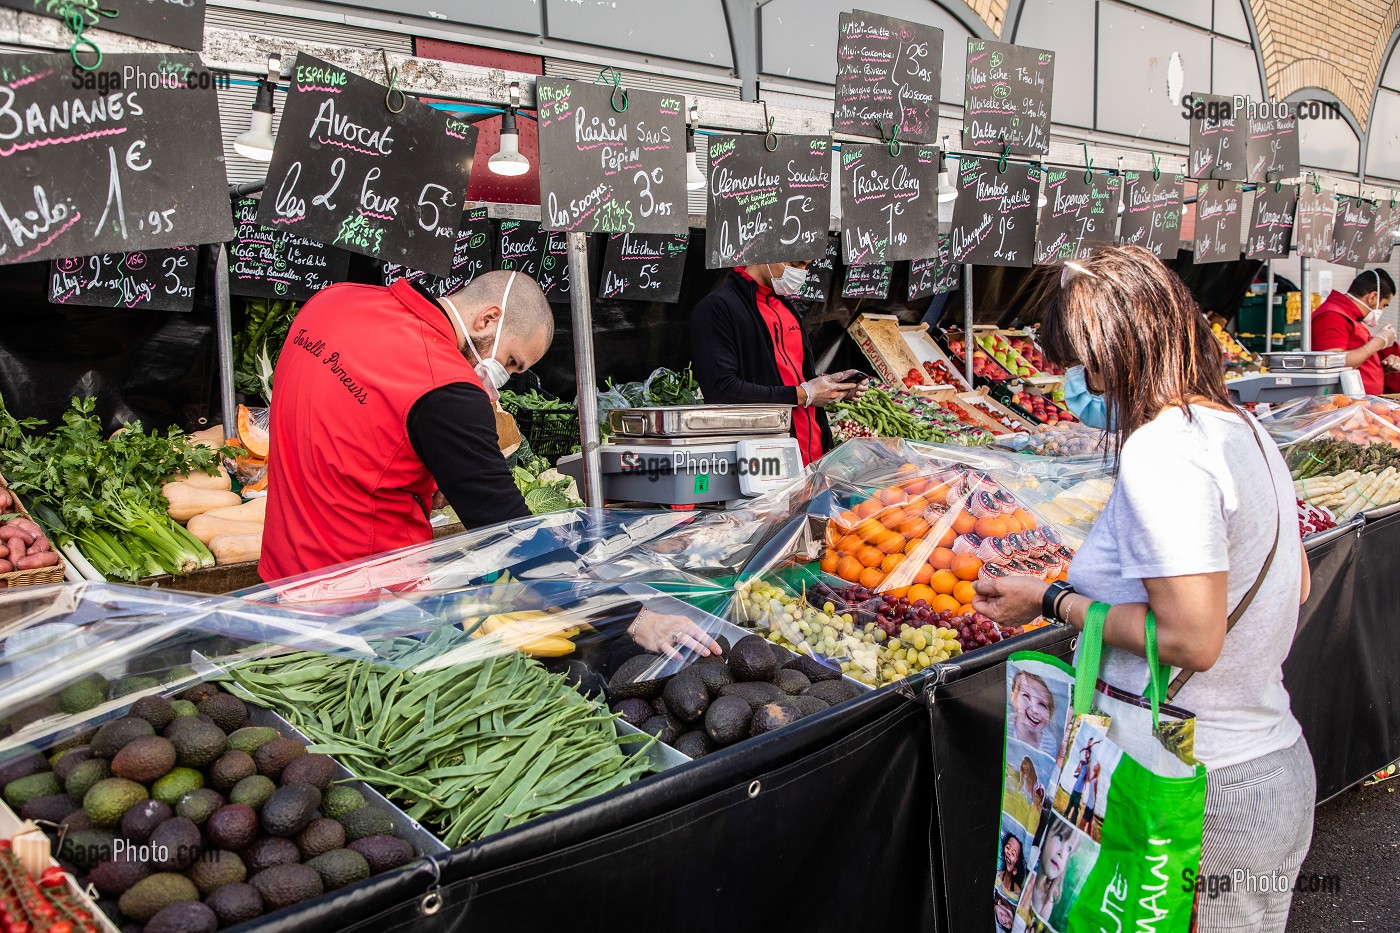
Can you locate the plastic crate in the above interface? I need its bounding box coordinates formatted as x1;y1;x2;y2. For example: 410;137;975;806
510;407;581;460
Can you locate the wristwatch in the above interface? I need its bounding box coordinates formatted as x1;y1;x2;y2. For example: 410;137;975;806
1042;581;1076;622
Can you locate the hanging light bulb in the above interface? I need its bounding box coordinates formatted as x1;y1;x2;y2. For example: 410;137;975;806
233;54;281;162
686;105;705;189
937;137;957;203
488;83;530;177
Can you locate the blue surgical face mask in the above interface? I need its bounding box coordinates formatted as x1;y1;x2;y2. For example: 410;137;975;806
1063;365;1110;430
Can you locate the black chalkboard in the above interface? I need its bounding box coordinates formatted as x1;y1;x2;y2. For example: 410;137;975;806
1369;202;1398;265
497;220;546;278
1245;108;1300;183
1245;186;1297;260
796;237;840;302
842;264;892;299
1294;185;1336;259
962;40;1053;156
48;246;197;311
230;197;350;301
598;233;690;302
381;207;492;297
1187;93;1248;181
834;10;943;144
1193;182;1244;263
908;234;959;300
0;0;206;50
536;78;687;235
1118;172;1183;257
0;53;233;267
538;232;572;304
258;53;476;277
1331;197;1376;269
839;142;939;263
706;134;832;269
1033;169;1118;265
948;156;1039;267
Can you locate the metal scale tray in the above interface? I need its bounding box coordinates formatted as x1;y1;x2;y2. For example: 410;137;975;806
608;405;791;438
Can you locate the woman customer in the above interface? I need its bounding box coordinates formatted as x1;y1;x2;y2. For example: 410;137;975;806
974;245;1314;933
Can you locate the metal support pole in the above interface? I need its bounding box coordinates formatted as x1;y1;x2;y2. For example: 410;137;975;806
213;245;238;435
1300;257;1312;352
962;265;975;385
1264;263;1275;354
566;232;603;512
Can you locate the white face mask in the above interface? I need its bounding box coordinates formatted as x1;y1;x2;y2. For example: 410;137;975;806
1366;303;1384;328
443;272;516;391
767;262;809;297
1360;269;1385;327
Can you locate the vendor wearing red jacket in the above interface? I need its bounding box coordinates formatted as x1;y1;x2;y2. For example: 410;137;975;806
1310;269;1397;395
691;261;866;465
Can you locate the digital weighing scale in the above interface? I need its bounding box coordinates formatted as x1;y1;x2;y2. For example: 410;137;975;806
1227;352;1360;405
556;405;804;506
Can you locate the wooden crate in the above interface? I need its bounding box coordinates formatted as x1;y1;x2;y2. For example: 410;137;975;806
959;389;1034;432
847;313;927;386
0;801;120;932
0;479;66;588
899;324;974;390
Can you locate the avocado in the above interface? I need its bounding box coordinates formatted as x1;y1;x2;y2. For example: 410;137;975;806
62;758;111;802
175;788;225;827
280;754;336;790
662;671;710;723
111;735;177;783
166;718;226;770
321;785;366;820
163;666;198;687
249;863;323;911
129;695;176;732
52;745;92;783
208;750;256;793
244;837;300;874
178;683;223;704
59;679;106;715
703;695;752;745
791;654;842;683
606;653;668;700
185;850;247;895
196;694;248;733
347;835;414;875
650;696;670;717
296;817;346;859
89;848;151;897
59;809;95;834
714;634;732;655
692;663;734;695
638;714;683;745
672;730;715;759
260;784;321;837
120;799;173;843
306;849;370;891
4;772;61;810
150;816;203;870
337;804;395;842
204;882;264;927
786;695;831;717
717;681;785;709
169;700;199;719
224;726;278;755
774;669;812;696
610;698;653;727
91;718;155;759
770;642;800;670
114;675;160;698
20;792;79;825
800;680;862;705
0;747;49;786
151;768;204;806
118;873;201;923
229;775;276;810
728;635;777;682
144;900;218;933
749;701;802;736
206;803;260;851
49;730;96;755
8;697;60;732
252;738;306;781
60;828;114;870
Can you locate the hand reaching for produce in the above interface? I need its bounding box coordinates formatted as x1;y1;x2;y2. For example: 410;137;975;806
627;608;723;660
1385;355;1400;373
801;373;858;408
1377;323;1398;349
972;576;1050;626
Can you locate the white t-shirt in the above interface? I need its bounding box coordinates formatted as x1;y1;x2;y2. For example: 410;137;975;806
1067;405;1304;770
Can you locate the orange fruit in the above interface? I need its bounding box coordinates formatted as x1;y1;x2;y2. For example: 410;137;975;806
930;594;961;613
859;567;886;588
906;584;937;606
898;516;930;540
901;478;930;496
836;556;864;582
876;488;907;506
925;481;953;503
952;511;977;535
855;518;886;541
881;553;906;574
955;603;976;617
855;499;882;519
836;534;863;555
975;516;1009;538
912;564;933;584
952;554;983;581
886;586;911;599
834;509;861;529
876;532;907;555
929;569;958;595
820;552;840;574
825;526;840;549
952;580;977;605
905;494;929;513
903;536;926;555
929;547;956;569
936;527;957;548
1013;508;1038;530
897;462;919;474
857;545;885;568
877;507;907;528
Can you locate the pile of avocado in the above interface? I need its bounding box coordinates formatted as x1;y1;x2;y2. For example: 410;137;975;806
606;634;863;759
0;676;418;933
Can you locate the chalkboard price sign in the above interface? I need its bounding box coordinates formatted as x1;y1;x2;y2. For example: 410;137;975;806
536;78;687;235
538;232;572;303
1368;202;1398;266
258;54;476;277
1033;169;1119;265
1187;94;1249;181
1293;185;1336;259
231;197;350;301
1245;109;1300;183
948;156;1039;267
1193;182;1245;263
834;10;943;143
795;238;840;302
497;220;547;278
49;247;197;311
382;208;492;297
1245;186;1297;260
1118;173;1183;257
599;233;690;302
842;264;892;300
0;0;207;51
962;40;1054;156
1331;197;1378;269
0;53;234;267
706;134;832;269
839;142;939;264
907;234;959;300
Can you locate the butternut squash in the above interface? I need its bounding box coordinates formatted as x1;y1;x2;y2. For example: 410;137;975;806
201;498;267;524
208;532;262;565
189;425;228;448
161;483;242;523
172;465;232;491
187;513;265;545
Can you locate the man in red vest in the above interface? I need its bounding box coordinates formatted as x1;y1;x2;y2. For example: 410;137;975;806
1310;269;1397;395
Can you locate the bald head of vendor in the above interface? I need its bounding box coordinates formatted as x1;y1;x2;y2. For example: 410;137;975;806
439;270;555;401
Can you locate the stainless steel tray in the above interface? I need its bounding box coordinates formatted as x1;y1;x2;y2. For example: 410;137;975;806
1263;351;1349;371
609;405;792;438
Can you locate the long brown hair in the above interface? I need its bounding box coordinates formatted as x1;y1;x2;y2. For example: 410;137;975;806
1040;246;1231;460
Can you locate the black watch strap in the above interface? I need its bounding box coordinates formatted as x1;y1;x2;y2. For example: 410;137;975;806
1042;581;1075;621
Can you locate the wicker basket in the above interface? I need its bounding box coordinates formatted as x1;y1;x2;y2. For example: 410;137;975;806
509;408;581;460
0;479;66;587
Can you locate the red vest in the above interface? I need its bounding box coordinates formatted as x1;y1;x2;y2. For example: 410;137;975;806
1312;290;1384;394
259;280;484;582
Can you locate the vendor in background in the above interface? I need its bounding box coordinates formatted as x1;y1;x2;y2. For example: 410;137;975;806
1310;268;1396;395
691;260;868;465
